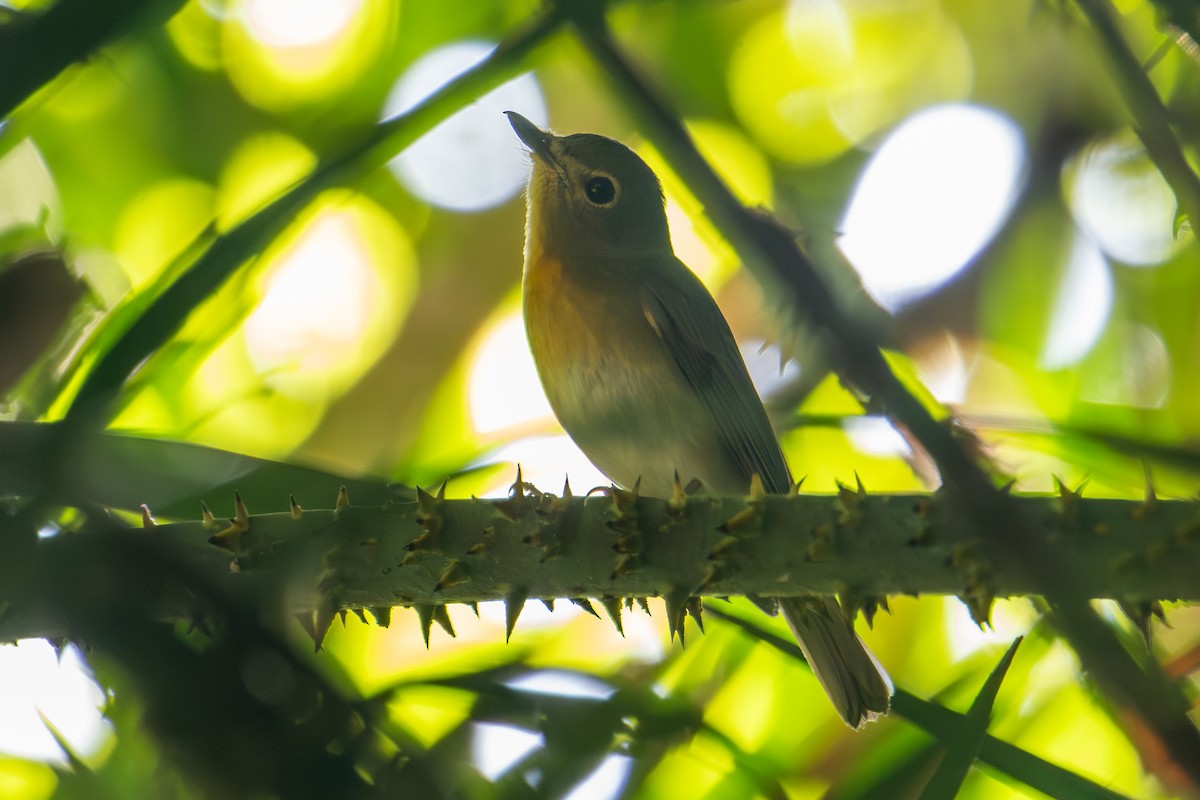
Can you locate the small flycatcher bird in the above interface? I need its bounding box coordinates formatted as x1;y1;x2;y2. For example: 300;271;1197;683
507;111;891;728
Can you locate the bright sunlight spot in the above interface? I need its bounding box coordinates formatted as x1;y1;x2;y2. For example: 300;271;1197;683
386;41;547;212
472;722;542;780
839;104;1025;311
244;193;416;396
240;0;362;48
563;755;632;800
843;416;911;457
505;671;616;700
468;311;553;436
1065;131;1187;266
1040;233;1113;370
0;641;109;763
223;0;391;110
944;598;1037;661
1080;322;1171;409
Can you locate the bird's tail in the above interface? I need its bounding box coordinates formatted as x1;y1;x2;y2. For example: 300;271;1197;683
779;596;893;729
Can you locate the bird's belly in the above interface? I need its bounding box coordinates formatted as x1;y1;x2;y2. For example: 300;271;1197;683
525;271;734;495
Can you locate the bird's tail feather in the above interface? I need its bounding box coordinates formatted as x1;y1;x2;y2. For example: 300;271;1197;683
780;596;893;729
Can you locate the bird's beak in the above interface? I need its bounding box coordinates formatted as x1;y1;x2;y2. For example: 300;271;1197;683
506;111;558;167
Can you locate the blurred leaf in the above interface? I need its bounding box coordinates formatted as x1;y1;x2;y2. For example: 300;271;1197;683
917;637;1021;800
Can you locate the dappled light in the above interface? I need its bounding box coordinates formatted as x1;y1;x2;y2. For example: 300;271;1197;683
386;41;548;212
1040;234;1113;370
839;103;1025;310
1065;131;1189;266
2;0;1200;797
0;642;109;764
221;0;393;109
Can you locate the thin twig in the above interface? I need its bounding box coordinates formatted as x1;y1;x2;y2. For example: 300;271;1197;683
559;0;1200;783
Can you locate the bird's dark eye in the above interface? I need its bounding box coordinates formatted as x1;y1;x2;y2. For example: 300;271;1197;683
584;175;617;206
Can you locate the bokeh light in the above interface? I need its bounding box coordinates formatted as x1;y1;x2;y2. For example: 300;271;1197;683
839;104;1025;311
0;641;109;764
467;311;553;436
216;132;317;228
386;41;547;212
243;191;417;396
222;0;393;110
1040;234;1113;370
1079;322;1171;409
113;178;215;287
1064;131;1187;266
472;722;542;780
729;0;972;164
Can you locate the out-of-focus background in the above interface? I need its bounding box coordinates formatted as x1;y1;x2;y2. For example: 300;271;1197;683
1;0;1199;797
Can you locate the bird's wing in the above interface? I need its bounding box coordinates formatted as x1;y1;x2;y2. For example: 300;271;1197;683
640;260;792;494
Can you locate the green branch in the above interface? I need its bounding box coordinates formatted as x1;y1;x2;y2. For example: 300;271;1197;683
0;0;187;120
5;484;1197;644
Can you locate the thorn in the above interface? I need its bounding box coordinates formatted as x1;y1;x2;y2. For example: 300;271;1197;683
505;588;528;642
336;485;350;511
792;476;806;494
371;606;391;628
854;470;867;496
434;560;469;592
612;531;642;554
140;504;155;528
664;587;689;645
748;473;765;500
210;491;251;545
570;597;601;618
611;478;640;515
1054;475;1087;502
719;503;762;533
599;596;624;636
467;602;479;617
562;476;573;498
707;535;739;560
494;468;532;521
636;597;652;616
670;471;687;510
685;597;704;633
289;494;303;519
415;605;454;645
746;595;778;616
998;479;1016;494
433;605;455;638
416;484;438;514
436;478;447;500
1134;462;1158;520
294;611;317;643
234;491;250;527
836;479;864;510
313;601;336;652
352;608;368;625
611;553;636;579
200;501;216;528
540;598;555;613
415;605;435;647
338;609;348;628
697;563;721;592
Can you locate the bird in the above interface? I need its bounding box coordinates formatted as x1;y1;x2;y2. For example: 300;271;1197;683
506;110;892;728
